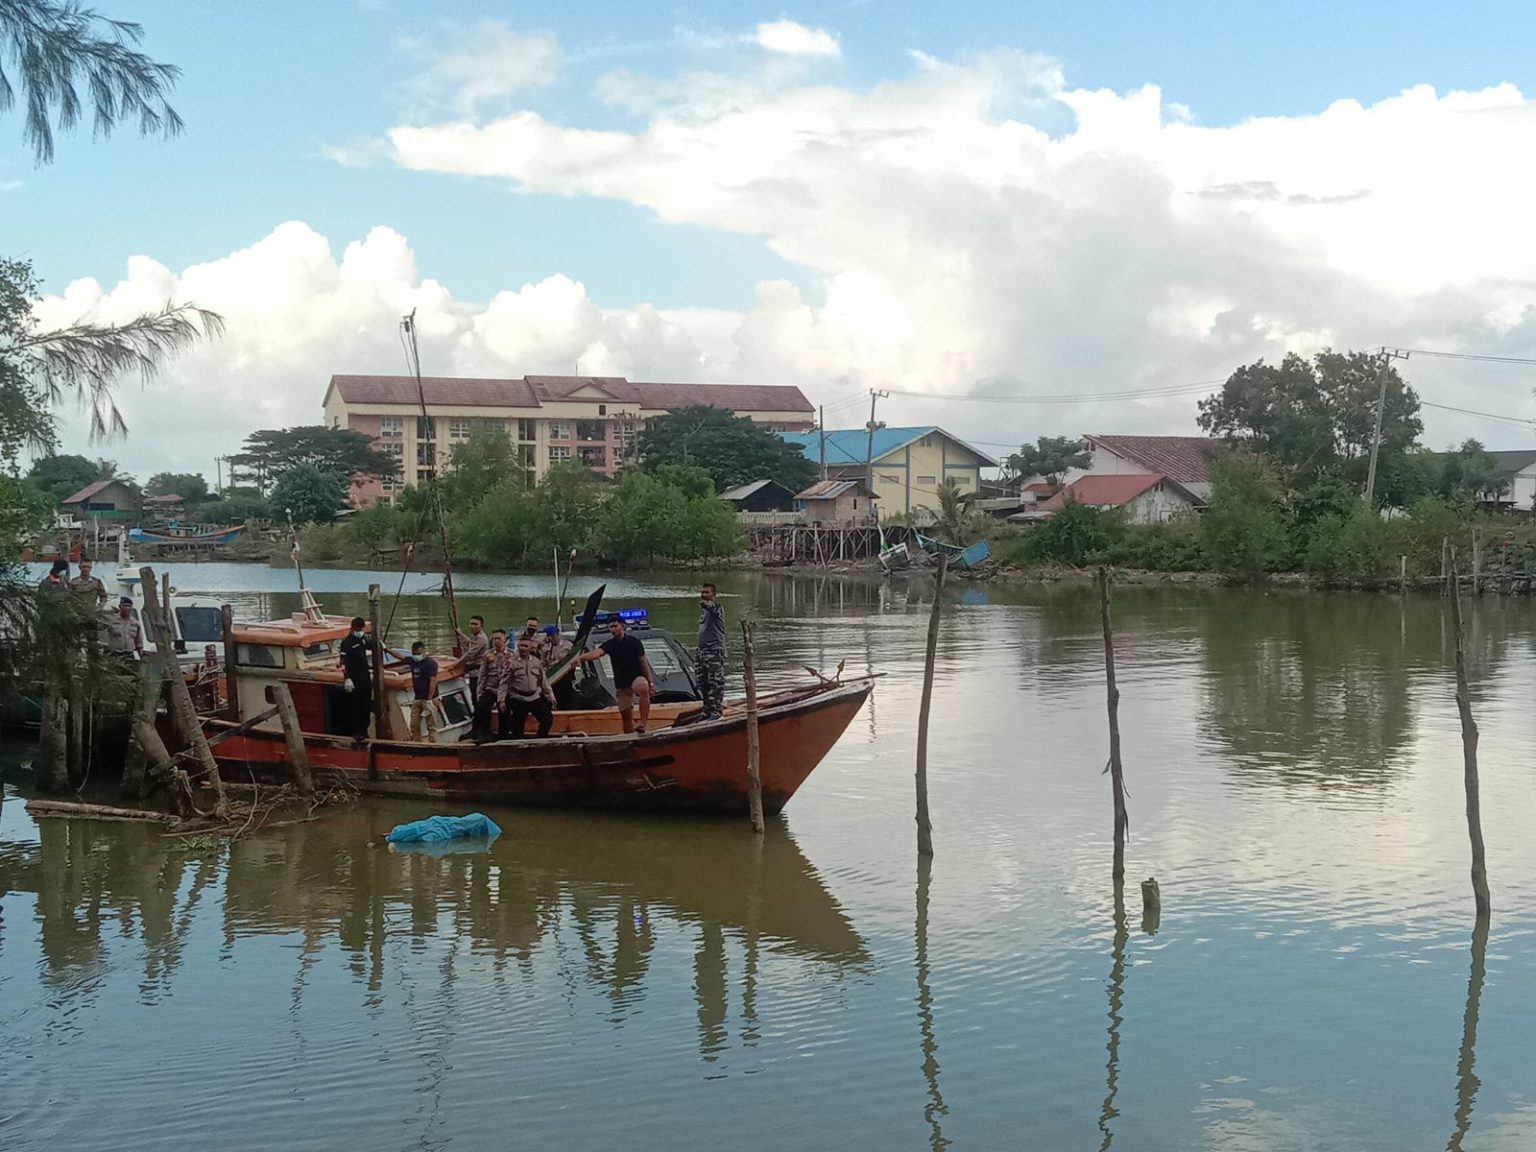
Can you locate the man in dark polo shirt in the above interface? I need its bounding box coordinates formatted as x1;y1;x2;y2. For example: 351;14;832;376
575;616;656;734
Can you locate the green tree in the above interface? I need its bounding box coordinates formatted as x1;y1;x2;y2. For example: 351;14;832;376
595;466;741;566
451;478;537;567
270;464;347;526
442;426;526;510
529;462;602;554
1198;350;1423;502
1006;435;1089;486
24;451;98;502
1200;452;1293;579
188;487;270;525
145;470;208;502
1013;500;1121;566
932;477;980;545
634;406;816;492
230;425;399;494
1437;439;1509;505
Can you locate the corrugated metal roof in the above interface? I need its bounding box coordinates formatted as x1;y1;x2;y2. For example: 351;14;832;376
1087;435;1216;483
1038;473;1167;512
1488;449;1536;473
62;479;120;504
795;479;869;500
720;480;773;501
780;426;997;467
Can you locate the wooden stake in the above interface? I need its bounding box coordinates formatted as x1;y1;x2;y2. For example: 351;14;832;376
1471;530;1482;596
1098;566;1129;883
742;618;765;834
271;682;314;795
140;566;227;814
915;554;947;857
368;583;387;741
1448;551;1491;918
1400;554;1408;597
221;604;241;722
120;663;162;797
38;688;68;792
1448;916;1490;1150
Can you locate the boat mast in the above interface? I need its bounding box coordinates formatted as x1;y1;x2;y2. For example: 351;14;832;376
286;509;326;624
400;309;461;647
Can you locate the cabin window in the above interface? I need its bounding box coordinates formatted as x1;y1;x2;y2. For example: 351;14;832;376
302;640;334;658
440;690;472;726
237;643;284;668
175;606;224;644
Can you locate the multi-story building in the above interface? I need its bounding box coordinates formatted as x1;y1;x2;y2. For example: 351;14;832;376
322;374;815;504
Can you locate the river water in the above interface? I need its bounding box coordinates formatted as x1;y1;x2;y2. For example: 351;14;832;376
2;565;1534;1150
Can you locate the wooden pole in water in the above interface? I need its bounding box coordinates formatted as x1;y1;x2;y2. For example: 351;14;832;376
1447;916;1490;1151
368;583;387;741
220;604;241;722
140;566;227;814
1098;566;1129;883
271;681;314;794
915;554;947;858
38;689;68;792
1448;552;1492;919
741;619;765;834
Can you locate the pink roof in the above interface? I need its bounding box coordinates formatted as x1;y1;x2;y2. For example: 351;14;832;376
1087;435;1216;483
1038;473;1166;512
1023;482;1058;495
330;374;812;414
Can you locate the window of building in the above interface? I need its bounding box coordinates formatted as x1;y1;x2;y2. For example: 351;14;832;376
576;421;606;442
416;417;434;440
448;418;473;439
548;421;571;440
416;442;436;467
517;418;537;442
598;404;607;416
917;474;936;487
549;446;571;463
380;416;403;438
951;474;972;488
579;445;607;467
416;467;435;485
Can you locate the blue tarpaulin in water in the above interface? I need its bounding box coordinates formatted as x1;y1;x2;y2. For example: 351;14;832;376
385;813;502;845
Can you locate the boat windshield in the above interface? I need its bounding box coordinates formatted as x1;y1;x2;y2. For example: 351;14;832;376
639;635;689;676
175;605;224;644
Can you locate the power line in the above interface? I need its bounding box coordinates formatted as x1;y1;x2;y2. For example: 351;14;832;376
882;380;1223;405
1419;399;1536;428
1403;348;1536;367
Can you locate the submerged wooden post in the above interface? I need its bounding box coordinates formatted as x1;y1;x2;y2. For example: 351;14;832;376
1471;530;1482;596
37;689;69;792
140;566;227;814
1098;567;1129;883
1140;876;1161;935
368;583;386;741
1448;552;1492;919
741;619;765;834
915;555;948;858
120;664;162;797
1400;555;1408;597
271;681;314;795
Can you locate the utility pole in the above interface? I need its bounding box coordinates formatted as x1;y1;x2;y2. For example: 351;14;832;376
818;405;827;481
214;456;222;495
1364;348;1408;508
865;389;888;496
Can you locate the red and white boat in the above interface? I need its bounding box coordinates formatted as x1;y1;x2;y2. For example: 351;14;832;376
203;598;871;816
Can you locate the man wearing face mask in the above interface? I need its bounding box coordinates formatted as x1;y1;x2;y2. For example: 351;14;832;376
389;640;440;742
338;616;373;746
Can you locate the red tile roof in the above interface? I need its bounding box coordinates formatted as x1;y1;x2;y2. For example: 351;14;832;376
1038;473;1166;512
330;375;542;407
1023;482;1058;495
1087;435;1216;483
329;374;812;414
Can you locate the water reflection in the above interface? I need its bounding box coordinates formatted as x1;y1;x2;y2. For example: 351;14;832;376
1098;881;1129;1151
914;856;948;1151
1447;917;1490;1151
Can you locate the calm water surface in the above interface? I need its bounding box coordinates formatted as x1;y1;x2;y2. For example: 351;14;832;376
2;565;1535;1150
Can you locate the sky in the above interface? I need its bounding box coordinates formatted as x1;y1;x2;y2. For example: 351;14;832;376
11;0;1536;481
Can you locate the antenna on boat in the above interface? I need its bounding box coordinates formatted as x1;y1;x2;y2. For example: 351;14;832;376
400;308;462;649
286;507;326;625
554;547;576;628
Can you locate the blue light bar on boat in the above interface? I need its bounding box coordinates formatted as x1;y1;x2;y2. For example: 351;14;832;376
617;608;648;623
575;607;651;628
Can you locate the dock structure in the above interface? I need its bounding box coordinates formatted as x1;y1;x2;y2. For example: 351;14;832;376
746;523;909;565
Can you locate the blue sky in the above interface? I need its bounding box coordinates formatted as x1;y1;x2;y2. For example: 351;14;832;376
12;1;1536;476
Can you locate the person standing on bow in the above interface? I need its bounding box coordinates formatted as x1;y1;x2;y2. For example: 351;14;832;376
338;616;373;746
574;617;655;734
695;582;726;721
455;615;491;740
500;635;556;739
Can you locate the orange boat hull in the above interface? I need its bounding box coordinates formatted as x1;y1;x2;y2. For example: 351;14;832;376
203;680;872;815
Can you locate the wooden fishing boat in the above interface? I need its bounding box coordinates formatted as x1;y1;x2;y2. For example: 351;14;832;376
204;602;872;815
128;523;245;546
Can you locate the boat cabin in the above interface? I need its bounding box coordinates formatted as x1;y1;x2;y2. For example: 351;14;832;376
229;610;474;743
505;608;702;709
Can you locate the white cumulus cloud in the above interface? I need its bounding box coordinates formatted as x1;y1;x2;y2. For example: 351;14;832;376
753;20;842;58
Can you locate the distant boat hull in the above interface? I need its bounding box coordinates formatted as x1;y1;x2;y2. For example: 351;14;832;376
129;524;245;546
201;679;873;815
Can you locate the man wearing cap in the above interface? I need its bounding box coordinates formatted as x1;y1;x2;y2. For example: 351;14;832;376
70;557;109;608
105;596;144;659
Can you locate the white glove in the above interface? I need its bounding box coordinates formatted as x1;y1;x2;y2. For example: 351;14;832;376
343;678;355;693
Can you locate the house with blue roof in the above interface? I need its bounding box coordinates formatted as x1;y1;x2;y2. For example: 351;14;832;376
780;426;997;516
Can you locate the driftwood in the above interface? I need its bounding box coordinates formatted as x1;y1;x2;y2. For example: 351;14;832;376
27;799;177;823
915;554;947;857
204;705;280;749
741;619;764;834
